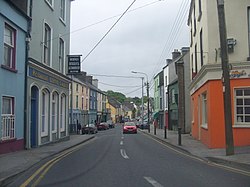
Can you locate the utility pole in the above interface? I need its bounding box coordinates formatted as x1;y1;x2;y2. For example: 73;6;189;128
147;82;150;133
217;0;234;156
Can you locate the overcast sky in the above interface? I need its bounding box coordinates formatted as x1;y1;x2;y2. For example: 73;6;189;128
70;0;190;98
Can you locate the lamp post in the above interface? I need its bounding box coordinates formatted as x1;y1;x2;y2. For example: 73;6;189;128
131;71;150;133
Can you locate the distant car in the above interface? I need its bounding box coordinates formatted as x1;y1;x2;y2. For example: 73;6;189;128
140;121;149;130
82;124;97;134
107;120;114;128
123;122;137;134
97;122;109;130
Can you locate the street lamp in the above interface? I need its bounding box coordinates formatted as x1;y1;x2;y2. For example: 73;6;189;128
131;71;150;133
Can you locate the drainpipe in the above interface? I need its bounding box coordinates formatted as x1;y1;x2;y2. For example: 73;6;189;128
24;0;32;149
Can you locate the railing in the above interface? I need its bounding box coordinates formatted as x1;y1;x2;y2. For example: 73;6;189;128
1;115;15;141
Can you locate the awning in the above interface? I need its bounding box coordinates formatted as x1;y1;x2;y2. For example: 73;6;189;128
153;112;159;119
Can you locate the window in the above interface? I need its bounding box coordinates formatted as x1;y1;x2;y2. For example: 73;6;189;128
1;96;15;140
200;29;204;67
3;24;16;70
76;84;79;92
171;89;175;104
52;92;58;132
60;0;66;21
59;38;64;73
235;88;250;125
198;0;202;21
60;94;66;131
165;76;168;87
201;92;208;128
193;3;196;36
82;96;84;109
192;98;195;123
43;23;51;65
41;89;49;136
76;95;78;109
195;44;198;73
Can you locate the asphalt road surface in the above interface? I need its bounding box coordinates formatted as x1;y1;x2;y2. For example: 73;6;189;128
8;124;250;187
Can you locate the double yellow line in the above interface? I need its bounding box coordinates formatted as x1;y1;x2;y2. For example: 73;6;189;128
21;144;83;187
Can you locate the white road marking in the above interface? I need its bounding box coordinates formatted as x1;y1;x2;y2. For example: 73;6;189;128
120;149;129;159
144;177;164;187
120;141;123;145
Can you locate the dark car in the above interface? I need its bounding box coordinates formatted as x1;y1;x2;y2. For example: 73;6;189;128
107;120;114;128
97;122;109;130
82;124;97;134
140;121;149;129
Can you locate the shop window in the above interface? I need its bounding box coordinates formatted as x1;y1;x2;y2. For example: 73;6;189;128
201;92;208;128
235;88;250;125
52;92;58;132
41;89;49;136
60;94;66;131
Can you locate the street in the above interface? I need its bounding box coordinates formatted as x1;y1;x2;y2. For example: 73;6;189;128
8;124;250;187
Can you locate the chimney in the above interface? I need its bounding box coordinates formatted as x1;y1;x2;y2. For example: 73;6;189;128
166;59;172;65
172;49;181;60
92;79;98;88
181;47;190;55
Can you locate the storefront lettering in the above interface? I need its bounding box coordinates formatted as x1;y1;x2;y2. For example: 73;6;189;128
230;70;246;78
29;67;69;89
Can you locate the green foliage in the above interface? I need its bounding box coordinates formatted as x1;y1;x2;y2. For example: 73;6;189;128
106;90;126;103
106;90;152;106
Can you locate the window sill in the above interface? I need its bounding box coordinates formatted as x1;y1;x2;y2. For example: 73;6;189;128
0;138;17;144
233;124;250;128
201;123;208;129
1;64;18;73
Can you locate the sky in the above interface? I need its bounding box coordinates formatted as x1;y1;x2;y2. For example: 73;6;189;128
70;0;191;98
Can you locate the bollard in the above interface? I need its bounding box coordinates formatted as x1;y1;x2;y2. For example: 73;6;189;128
154;125;156;135
178;127;182;146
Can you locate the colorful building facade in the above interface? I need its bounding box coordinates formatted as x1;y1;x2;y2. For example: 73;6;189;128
188;0;250;148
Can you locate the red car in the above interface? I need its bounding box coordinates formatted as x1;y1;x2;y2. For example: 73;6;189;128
123;122;137;134
97;122;109;130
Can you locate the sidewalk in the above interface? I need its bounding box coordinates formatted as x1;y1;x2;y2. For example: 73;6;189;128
0;134;94;186
140;125;250;172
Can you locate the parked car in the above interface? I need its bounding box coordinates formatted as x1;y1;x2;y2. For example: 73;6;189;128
123;122;137;134
82;124;98;134
107;120;114;128
97;122;109;130
139;121;149;129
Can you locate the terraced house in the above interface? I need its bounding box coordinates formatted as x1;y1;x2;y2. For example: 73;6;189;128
188;0;250;148
25;0;73;148
0;0;29;154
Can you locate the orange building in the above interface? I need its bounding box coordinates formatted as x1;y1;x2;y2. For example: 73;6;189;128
188;0;250;148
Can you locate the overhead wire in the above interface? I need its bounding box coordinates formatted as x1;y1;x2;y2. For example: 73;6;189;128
99;81;141;88
80;0;138;63
148;0;190;86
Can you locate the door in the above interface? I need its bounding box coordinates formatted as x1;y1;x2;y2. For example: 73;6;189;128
31;86;39;148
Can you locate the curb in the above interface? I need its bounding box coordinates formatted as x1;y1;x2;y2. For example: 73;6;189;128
140;130;250;174
0;135;95;187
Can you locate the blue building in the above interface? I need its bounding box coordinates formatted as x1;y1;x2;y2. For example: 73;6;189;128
89;85;97;124
0;0;29;154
